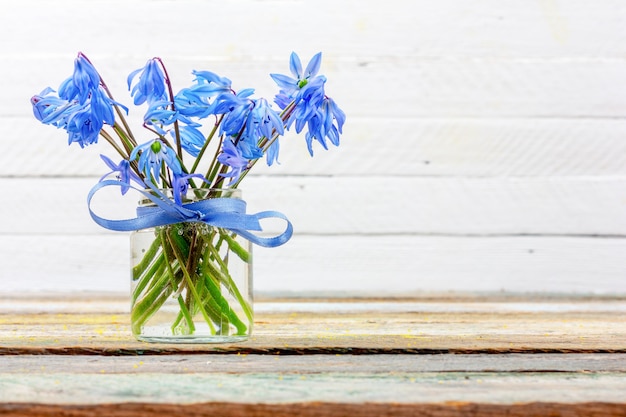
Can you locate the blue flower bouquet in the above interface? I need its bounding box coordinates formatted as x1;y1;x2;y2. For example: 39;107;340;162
31;52;344;342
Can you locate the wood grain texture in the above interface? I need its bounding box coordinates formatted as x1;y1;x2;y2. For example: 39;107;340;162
1;373;626;406
1;297;625;354
0;297;626;414
2;402;625;417
4;353;626;373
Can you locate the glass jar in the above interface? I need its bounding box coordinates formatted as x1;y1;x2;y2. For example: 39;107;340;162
130;188;253;343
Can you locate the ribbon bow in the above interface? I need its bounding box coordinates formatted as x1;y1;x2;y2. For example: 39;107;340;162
88;180;293;248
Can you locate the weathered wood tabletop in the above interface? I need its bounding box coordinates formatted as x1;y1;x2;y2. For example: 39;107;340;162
1;294;625;416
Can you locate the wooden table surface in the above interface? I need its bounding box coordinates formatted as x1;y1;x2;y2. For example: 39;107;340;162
1;294;625;416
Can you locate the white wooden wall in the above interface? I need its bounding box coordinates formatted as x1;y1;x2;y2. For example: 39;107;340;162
1;0;625;296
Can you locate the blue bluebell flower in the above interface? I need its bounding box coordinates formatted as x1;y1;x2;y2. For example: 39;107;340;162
213;88;255;115
219;90;254;137
271;52;326;125
58;54;101;104
217;139;249;185
88;88;116;127
63;102;103;147
237;98;285;165
171;172;209;205
174;87;213;118
32;59;120;148
130;138;182;182
31;88;71;124
270;52;322;102
271;52;327;131
99;154;143;194
171;70;233;119
317;96;345;147
128;58;168;105
246;98;284;140
291;75;327;133
65;88;116;147
32;89;114;148
301;97;345;155
192;70;232;94
143;100;177;127
270;52;345;155
171;124;206;157
236;134;264;161
265;138;280;166
143;100;198;132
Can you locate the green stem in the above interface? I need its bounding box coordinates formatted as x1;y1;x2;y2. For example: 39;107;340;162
131;270;172;333
166;228;216;334
202;136;225;189
203;241;252;327
201;259;247;335
84;51;136;148
131;222;252;337
112;123;137;156
219;229;251;263
174;294;196;334
156;58;183;159
191;114;224;174
159;228;184;290
132;234;163;280
132;256;165;303
99;129;128;160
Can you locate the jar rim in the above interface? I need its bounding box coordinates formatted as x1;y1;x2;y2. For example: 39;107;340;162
138;187;242;206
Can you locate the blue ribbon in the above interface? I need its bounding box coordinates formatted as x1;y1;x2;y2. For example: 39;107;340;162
87;180;293;248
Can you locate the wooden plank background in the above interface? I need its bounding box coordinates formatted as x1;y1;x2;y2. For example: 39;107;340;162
1;0;625;296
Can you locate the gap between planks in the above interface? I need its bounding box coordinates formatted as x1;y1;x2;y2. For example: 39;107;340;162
1;402;625;417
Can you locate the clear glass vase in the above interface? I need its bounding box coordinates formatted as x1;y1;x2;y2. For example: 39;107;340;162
130;188;253;343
